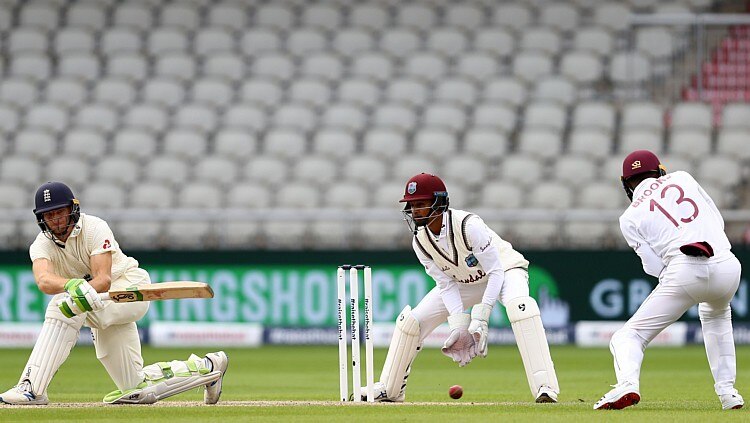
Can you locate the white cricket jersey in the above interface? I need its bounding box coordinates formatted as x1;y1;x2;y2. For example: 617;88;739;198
619;171;732;274
412;208;528;314
29;213;139;280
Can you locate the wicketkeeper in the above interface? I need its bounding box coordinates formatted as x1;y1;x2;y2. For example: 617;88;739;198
366;173;560;403
0;181;228;405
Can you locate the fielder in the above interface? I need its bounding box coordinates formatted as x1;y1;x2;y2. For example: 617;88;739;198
366;173;559;402
594;150;743;410
0;181;228;405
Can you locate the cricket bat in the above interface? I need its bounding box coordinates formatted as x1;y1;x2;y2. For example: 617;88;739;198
99;281;214;303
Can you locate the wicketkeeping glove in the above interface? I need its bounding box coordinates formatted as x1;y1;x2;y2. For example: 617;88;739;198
441;313;477;367
59;278;104;318
468;303;492;358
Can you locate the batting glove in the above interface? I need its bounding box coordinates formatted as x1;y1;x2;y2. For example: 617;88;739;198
441;313;477;367
59;278;104;318
468;303;492;358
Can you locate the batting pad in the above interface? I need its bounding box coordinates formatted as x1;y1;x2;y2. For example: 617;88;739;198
23;317;80;396
380;305;421;400
104;354;220;404
506;296;560;397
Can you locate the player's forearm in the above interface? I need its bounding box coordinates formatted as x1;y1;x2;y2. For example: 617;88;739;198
87;273;112;293
35;272;68;295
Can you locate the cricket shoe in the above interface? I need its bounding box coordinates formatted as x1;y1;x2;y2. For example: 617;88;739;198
0;380;49;405
359;381;405;402
720;391;744;410
204;351;229;405
535;385;558;403
594;381;640;410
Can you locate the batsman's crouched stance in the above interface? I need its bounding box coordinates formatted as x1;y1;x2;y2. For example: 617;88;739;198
0;182;228;405
365;173;559;403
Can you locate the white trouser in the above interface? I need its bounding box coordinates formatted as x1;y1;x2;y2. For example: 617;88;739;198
610;254;741;395
31;268;150;393
412;268;529;342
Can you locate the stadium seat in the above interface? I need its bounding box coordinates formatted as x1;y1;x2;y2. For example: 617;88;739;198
433;78;477;108
254;4;294;31
351;52;394;83
636;27;674;60
79;183;126;210
294;155;337;187
46;156;90;187
325;183;368;209
288;79;332;109
160;3;200;31
540;3;580;32
9;27;49;54
302;4;342;31
252;53;295;83
10;53;51;82
442;155;487;187
227;182;273;209
464;129;509;162
572;101;616;134
361;128;406;160
321;103;368;133
332;28;375;58
25;104;68;134
0;105;20;135
94;156;140;188
113;2;153;31
222;104;267;133
579;183;626;209
372;103;418;133
349;3;389;32
479;181;524;209
601;156;625;181
372;180;406;207
696;156;742;188
560;51;603;86
671;102;713;131
194;27;235;57
176;183;224;208
74;103;119;134
722;103;750;129
393;155;439;183
130;183;174;210
474;28;515;59
163;129;208;161
444;4;484;31
214;129;258;161
275;182;320;208
593;2;632;32
659;154;694;175
533;76;577;106
520;27;561;56
455;53;500;83
101;27;142;56
337;79;381;109
142;78;186;109
244;156;289;187
0;156;42;189
240;29;281;57
513;51;554;84
62;128;107;160
619;128;663;154
19;2;58;30
240;79;284;109
498;154;544;187
483;77;527;108
716;129;750;160
264;129;308;160
173;103;218;133
66;2;107;31
287;28;327;58
414;129;458;161
208;3;246;31
472;103;517;134
107;54;148;82
0;78;38;108
272;104;318;133
517;128;564;160
528;182;574;210
360;221;408;249
573;26;614;57
568;128;613;160
621;102;664;132
311;129;357;162
492;3;533;32
422;104;467;133
668;129;711;160
93;78;136;108
342;156;388;186
55;28;96;56
524;102;567;132
191;78;233;108
112;128;157;160
204;54;245;82
396;3;436;31
386;78;430;108
145;156;190;186
402;53;447;83
553;155;598;187
427;28;468;58
609;52;652;91
147;27;189;56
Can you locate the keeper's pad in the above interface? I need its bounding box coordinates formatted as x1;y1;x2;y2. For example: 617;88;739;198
506;296;560;398
103;354;221;404
21;317;81;396
380;305;421;401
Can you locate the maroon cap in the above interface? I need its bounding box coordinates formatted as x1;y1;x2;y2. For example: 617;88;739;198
399;173;447;203
621;150;665;179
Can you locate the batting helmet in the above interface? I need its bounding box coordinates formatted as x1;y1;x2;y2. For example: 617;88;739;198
399;173;448;204
620;150;666;200
33;181;80;236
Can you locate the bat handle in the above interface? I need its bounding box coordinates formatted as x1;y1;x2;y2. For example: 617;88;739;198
99;292;112;302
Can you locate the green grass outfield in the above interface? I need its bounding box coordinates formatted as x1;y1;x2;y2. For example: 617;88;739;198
0;344;747;422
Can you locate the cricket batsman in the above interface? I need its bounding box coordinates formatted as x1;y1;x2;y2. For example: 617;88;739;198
0;181;228;405
366;173;559;403
594;150;743;410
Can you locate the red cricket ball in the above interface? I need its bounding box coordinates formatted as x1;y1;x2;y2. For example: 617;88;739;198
449;385;463;399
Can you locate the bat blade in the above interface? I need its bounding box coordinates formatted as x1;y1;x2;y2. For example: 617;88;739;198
105;281;214;303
